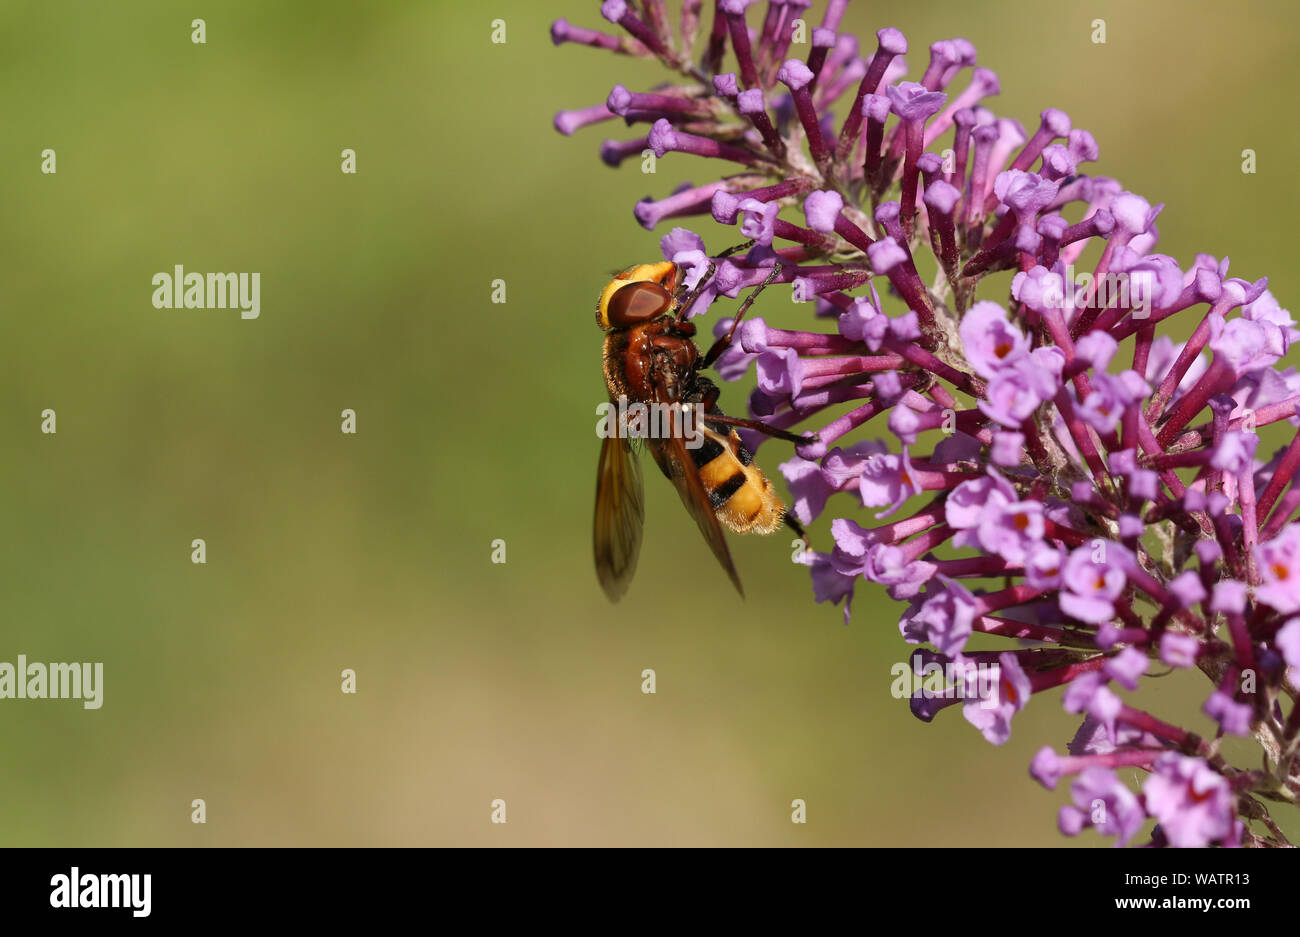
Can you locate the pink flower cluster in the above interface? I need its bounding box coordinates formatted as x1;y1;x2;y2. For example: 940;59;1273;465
554;0;1300;847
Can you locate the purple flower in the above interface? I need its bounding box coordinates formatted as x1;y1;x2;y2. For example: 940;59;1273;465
974;499;1044;565
1068;715;1164;756
755;346;801;397
863;543;936;599
1210;579;1248;615
556;0;1299;848
992;170;1059;221
990;431;1023;467
1255;523;1300;615
886;82;947;122
712;316;761;381
838;294;891;351
1059;545;1125;624
1159;632;1200;669
1167;571;1206;608
804;551;857;625
1203;690;1252;737
1025;541;1067;589
803;190;843;233
1029;746;1065;789
902;579;975;655
962;652;1031;745
1210;314;1279;374
857;447;919;518
1058;767;1145;847
1143;755;1237;848
946;471;1016;532
1074;331;1118;370
979;350;1063;428
1242;289;1299;353
959;301;1029;378
1077;371;1149;433
1062;672;1122;739
737;197;779;245
1105;647;1148;690
779;455;836;525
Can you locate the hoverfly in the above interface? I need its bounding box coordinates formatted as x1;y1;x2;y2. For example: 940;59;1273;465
593;252;810;601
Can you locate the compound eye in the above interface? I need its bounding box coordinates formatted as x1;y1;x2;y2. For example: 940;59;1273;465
606;280;674;326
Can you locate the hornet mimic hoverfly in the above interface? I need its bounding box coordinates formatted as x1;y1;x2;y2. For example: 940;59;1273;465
593;250;812;601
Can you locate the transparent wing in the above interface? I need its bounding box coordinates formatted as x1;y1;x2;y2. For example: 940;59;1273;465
648;408;744;598
594;433;645;602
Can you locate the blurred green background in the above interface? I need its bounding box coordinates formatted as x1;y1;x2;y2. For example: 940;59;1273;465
1;0;1297;846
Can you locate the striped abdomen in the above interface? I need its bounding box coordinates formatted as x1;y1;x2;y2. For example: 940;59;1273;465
688;423;785;535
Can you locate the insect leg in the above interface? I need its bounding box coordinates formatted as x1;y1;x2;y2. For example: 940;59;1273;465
702;411;816;444
674;239;757;322
714;239;757;260
675;265;715;322
700;262;783;369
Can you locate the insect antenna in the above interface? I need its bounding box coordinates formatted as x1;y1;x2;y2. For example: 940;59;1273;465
701;261;782;368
